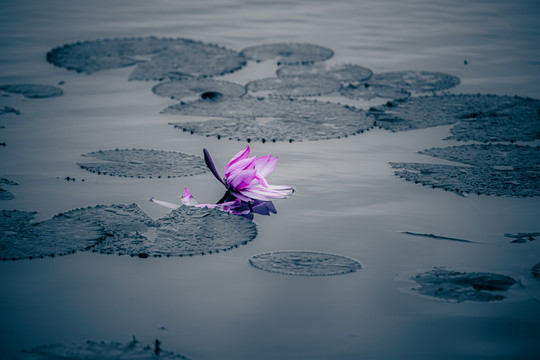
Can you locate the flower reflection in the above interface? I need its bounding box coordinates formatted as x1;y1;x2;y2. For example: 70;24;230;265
151;146;291;219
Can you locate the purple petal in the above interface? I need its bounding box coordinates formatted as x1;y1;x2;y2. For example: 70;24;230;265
203;148;226;186
224;156;255;179
255;156;278;177
224;146;250;174
228;169;257;190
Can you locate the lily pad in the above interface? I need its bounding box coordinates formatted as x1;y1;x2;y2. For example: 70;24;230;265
65;204;257;257
47;37;246;81
368;94;539;143
78;149;207;178
0;210;105;261
411;267;517;303
240;43;334;65
0;178;18;185
0;106;20;115
17;339;190;360
341;70;459;100
532;262;540;280
0;189;14;200
277;63;373;83
166;96;372;142
245;76;341;97
390;144;540;197
249;251;362;276
152;78;246;101
0;84;63;98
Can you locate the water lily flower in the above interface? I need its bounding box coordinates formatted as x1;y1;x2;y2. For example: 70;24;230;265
204;146;292;202
150;146;291;218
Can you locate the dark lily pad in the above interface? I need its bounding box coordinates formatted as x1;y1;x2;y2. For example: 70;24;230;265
0;84;63;99
0;178;18;185
532;262;540;280
368;94;539;143
277;63;373;83
0;106;20;115
78;149;207;178
65;204;257;257
240;43;334;65
245;76;341;97
411;267;517;303
504;232;540;243
0;210;105;261
390;144;540;197
0;188;15;200
341;70;459;100
447;96;540;142
17;339;190;359
249;251;362;276
166;96;372;142
47;37;246;81
152;78;246;101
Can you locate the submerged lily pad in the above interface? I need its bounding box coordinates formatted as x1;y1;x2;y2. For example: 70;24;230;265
249;251;362;276
65;204;257;257
0;106;20;115
532;262;540;280
390;144;540;197
0;210;105;260
369;94;539;143
245;76;341;97
0;84;63;98
277;63;373;83
0;189;15;200
78;149;207;178
166;96;372;142
341;70;459;100
47;37;246;81
18;339;190;360
411;267;517;302
152;78;246;100
240;43;334;65
505;232;539;243
0;178;18;185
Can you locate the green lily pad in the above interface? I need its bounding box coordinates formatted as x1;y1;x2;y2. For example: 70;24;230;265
0;210;105;261
78;149;207;178
390;144;540;197
369;94;540;143
249;251;362;276
152;78;246;101
277;63;373;83
47;37;246;80
411;267;517;303
240;43;334;65
0;84;63;98
166;96;372;142
17;339;190;360
245;76;341;97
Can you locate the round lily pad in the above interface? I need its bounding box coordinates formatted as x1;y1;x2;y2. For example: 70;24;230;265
240;43;334;65
18;339;190;360
47;37;246;80
340;83;411;100
249;251;362;276
65;204;257;257
166;96;372;142
78;149;207;178
369;94;539;142
245;76;341;97
152;78;246;101
411;267;517;302
277;63;373;83
0;84;63;98
390;144;540;197
0;210;105;261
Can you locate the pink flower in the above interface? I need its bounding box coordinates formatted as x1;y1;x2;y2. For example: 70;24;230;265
204;146;292;202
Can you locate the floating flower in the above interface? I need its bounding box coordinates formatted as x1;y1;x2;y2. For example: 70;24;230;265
151;146;291;219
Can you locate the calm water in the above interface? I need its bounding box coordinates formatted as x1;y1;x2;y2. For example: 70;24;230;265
1;0;539;359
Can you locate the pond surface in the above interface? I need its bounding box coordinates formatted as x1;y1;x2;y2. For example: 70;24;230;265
1;0;539;359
